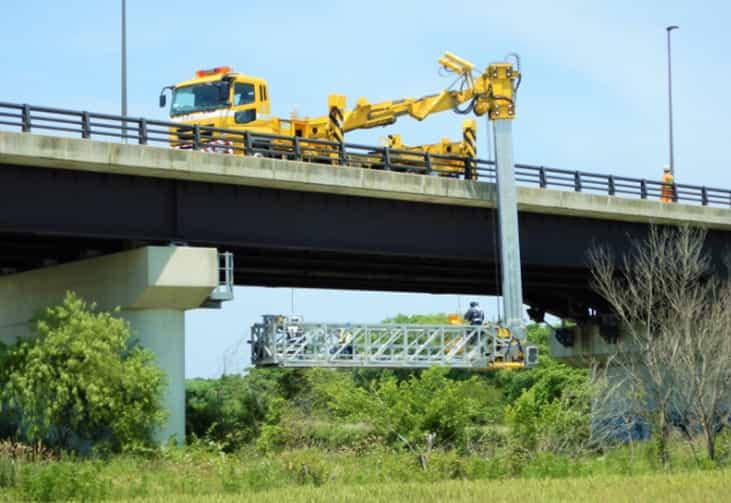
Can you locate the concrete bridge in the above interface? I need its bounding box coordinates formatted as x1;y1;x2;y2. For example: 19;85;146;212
1;130;729;442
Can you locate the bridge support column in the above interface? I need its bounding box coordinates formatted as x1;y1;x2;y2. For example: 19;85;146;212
0;246;219;445
549;320;621;367
121;309;186;444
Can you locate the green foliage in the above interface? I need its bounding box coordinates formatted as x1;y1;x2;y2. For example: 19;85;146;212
256;418;376;453
0;456;16;489
19;460;111;502
281;449;329;486
505;371;592;456
0;343;15;440
186;375;269;449
495;325;585;402
0;443;727;502
311;367;480;452
382;313;452;325
186;369;306;450
0;292;166;452
256;424;288;454
497;324;591;457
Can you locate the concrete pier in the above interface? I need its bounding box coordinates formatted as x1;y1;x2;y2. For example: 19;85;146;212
0;246;219;444
549;321;622;366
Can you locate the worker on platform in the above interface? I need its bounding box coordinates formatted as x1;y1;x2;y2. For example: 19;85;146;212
331;324;353;357
660;165;675;203
464;301;485;326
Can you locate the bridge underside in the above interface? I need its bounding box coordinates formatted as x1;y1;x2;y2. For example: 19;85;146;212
0;231;593;317
1;163;727;320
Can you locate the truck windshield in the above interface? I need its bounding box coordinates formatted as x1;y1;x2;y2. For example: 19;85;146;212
170;82;230;116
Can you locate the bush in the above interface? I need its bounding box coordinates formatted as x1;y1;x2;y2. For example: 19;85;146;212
186;376;267;449
1;292;166;452
20;461;111;502
186;370;300;450
0;456;16;489
256;424;288;454
281;449;329;486
505;362;592;456
312;367;481;453
258;418;376;452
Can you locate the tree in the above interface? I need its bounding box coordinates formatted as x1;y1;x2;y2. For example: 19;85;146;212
0;292;166;451
674;277;731;462
185;369;288;450
590;226;731;465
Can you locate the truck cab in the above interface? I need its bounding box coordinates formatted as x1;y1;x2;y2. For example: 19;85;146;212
163;66;271;132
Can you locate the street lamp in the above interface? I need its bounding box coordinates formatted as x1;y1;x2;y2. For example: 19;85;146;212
666;25;679;177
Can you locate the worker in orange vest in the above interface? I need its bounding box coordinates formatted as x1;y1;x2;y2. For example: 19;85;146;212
660;165;675;203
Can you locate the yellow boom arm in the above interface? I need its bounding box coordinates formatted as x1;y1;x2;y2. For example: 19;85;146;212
323;52;518;142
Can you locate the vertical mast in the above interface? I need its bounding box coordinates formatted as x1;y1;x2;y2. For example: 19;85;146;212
493;117;525;340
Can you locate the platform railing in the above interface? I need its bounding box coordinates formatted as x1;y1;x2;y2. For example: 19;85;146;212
249;318;538;369
2;101;729;208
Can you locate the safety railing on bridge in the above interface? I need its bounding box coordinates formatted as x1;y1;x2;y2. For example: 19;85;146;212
1;101;730;208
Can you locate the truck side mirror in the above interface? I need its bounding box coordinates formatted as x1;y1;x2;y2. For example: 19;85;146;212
159;94;166;108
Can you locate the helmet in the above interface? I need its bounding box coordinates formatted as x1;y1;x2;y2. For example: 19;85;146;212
470;301;479;307
663;164;671;172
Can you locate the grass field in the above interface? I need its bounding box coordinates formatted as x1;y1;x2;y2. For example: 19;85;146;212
106;470;730;503
2;444;728;502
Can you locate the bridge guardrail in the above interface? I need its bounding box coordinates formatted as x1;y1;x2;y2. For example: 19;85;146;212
1;102;729;208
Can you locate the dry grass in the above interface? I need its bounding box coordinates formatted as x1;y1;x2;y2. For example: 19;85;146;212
113;469;730;503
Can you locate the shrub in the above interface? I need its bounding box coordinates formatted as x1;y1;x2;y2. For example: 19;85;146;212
1;292;166;452
265;418;376;452
505;366;592;456
281;449;329;486
256;424;288;454
20;461;111;502
0;456;16;489
186;376;265;449
313;367;481;453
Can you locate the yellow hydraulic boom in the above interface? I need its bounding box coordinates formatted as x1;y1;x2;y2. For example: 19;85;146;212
323;52;517;144
336;53;514;129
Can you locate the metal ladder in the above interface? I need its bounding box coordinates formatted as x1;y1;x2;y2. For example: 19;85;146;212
202;251;234;308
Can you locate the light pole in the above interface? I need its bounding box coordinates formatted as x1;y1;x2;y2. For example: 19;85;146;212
121;0;128;142
666;25;679;176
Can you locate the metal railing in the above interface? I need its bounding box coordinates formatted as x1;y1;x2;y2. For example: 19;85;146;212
200;251;235;309
2;101;730;208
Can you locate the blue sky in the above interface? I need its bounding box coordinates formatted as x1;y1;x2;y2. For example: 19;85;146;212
2;1;729;377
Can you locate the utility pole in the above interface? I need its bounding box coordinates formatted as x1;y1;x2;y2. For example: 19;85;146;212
121;0;128;142
666;25;679;176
